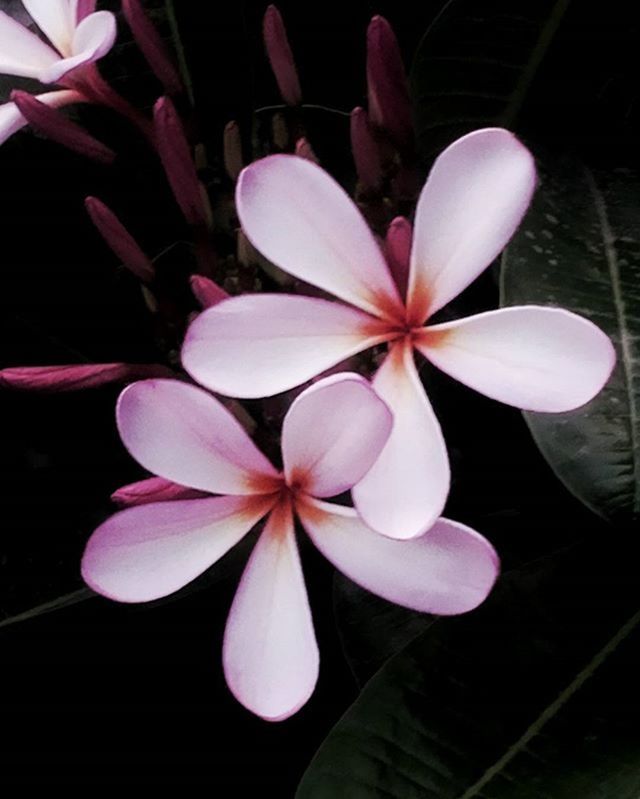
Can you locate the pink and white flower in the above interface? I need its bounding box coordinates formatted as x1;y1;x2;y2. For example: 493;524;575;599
0;1;116;144
182;128;616;541
82;374;499;721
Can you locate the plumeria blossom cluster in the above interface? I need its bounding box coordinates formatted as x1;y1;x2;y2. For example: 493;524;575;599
1;4;616;721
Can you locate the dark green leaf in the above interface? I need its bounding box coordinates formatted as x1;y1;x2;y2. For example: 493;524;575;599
410;0;571;161
333;573;434;687
501;161;640;521
297;538;640;798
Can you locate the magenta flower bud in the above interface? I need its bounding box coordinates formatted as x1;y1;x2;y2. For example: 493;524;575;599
223;121;244;182
112;476;207;508
76;1;96;22
366;15;414;152
385;216;412;297
295;137;319;164
190;275;229;309
0;363;173;392
122;0;183;96
263;5;302;106
153;97;209;227
85;197;155;283
350;106;382;191
11;90;115;164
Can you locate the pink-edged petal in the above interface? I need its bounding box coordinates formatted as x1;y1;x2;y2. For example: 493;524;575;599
182;294;389;399
39;11;116;83
352;343;450;540
82;494;275;603
22;0;74;55
298;497;499;615
236;155;404;321
223;500;319;721
0;9;59;78
416;306;616;412
117;379;281;495
408;128;536;324
282;373;393;498
0;89;83;145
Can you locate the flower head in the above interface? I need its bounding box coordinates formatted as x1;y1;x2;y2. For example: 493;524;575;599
0;1;116;144
182;128;616;541
82;374;498;720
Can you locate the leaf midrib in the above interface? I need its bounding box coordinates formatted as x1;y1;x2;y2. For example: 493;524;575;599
455;604;640;799
584;167;640;515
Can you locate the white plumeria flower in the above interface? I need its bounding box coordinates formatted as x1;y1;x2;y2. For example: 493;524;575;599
82;374;498;721
182;128;616;541
0;1;115;144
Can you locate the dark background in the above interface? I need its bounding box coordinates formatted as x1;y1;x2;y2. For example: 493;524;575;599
0;0;638;792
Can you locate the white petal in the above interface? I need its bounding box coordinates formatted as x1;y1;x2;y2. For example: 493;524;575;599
0;9;59;78
408;128;536;324
22;0;74;55
416;306;616;412
182;293;389;399
281;373;393;498
223;501;319;721
352;343;450;539
39;11;116;83
82;495;275;603
298;498;499;615
236;154;404;321
117;379;281;495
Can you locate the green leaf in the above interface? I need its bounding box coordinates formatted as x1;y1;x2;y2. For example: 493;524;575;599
333;574;434;687
501;161;640;521
297;539;640;798
410;0;571;161
0;588;95;629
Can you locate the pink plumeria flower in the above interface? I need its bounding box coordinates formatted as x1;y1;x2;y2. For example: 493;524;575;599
182;128;616;541
82;374;498;721
0;1;116;144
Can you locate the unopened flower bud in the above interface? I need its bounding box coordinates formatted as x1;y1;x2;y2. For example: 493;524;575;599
350;106;382;191
385;216;412;297
223;121;244;182
295;137;319;164
122;0;183;96
112;476;206;507
263;5;302;106
11;90;115;164
153;96;207;226
190;274;229;309
85;197;155;283
366;16;414;152
271;111;289;151
0;363;173;392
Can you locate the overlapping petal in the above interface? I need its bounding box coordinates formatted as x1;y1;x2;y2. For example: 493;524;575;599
0;9;59;78
0;89;82;145
236;154;404;321
223;501;319;721
352;343;450;540
416;306;616;412
23;0;74;55
116;380;280;495
298;498;499;615
82;494;274;603
39;11;116;83
182;294;389;398
408;128;536;323
282;373;393;498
